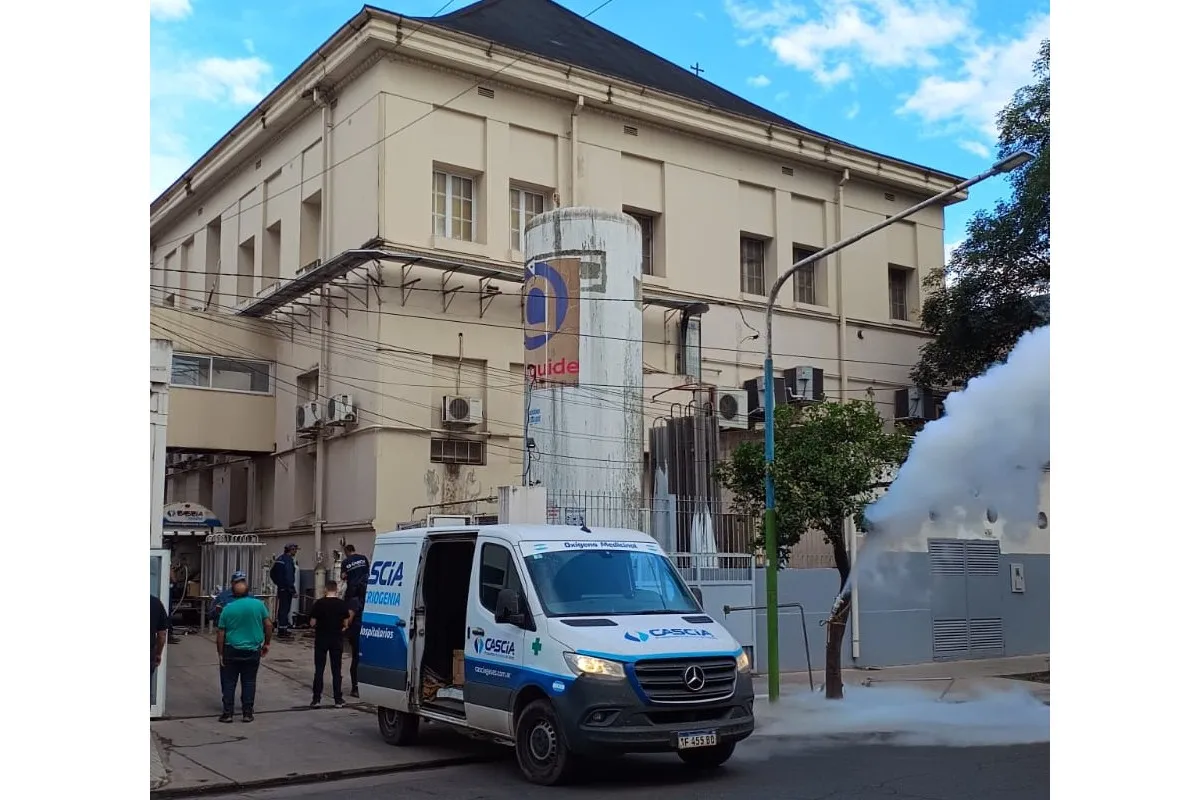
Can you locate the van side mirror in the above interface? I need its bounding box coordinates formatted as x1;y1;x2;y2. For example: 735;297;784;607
689;585;704;605
495;588;528;628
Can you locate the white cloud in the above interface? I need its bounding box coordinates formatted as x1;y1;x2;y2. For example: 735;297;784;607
154;56;274;107
944;239;963;266
724;0;803;33
747;74;772;88
695;11;707;21
958;140;991;159
899;13;1048;138
846;101;861;119
150;50;275;198
150;0;193;21
728;0;971;83
775;90;791;102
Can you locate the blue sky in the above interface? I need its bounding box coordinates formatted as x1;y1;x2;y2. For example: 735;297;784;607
150;0;1049;255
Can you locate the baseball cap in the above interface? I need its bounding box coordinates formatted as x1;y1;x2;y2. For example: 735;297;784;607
231;571;248;583
285;543;299;551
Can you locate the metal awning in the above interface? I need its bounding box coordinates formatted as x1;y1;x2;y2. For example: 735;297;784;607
236;243;525;318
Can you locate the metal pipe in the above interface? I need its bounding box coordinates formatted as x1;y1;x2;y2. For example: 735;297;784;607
836;169;850;402
313;88;333;591
723;602;814;693
570;96;584;204
760;151;1033;702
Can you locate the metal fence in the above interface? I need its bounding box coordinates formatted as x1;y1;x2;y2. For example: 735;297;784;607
668;551;754;583
545;490;759;555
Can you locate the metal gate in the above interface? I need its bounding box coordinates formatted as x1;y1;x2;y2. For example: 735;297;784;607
929;538;1005;661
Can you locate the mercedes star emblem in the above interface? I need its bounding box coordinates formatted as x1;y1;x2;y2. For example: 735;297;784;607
683;665;706;692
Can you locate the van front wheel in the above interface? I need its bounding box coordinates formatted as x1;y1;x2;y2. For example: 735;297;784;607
515;699;578;785
378;707;420;746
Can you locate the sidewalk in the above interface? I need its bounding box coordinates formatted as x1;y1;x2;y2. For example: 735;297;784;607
773;654;1051;704
150;632;501;796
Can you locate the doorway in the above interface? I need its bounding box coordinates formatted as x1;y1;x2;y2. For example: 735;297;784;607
414;538;476;718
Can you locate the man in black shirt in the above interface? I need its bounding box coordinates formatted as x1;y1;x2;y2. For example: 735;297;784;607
340;544;369;608
308;580;352;708
152;594;170;676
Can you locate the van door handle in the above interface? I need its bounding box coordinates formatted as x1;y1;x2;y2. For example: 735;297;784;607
470;627;485;636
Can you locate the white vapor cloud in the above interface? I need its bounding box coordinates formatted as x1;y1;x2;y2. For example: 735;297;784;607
846;101;861;119
150;0;193;21
958;140;991;159
775;90;790;102
747;74;772;87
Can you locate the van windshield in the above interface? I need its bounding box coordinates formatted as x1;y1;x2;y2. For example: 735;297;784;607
522;549;702;617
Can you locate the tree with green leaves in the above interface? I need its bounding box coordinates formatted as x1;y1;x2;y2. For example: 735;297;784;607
913;39;1050;389
714;399;911;699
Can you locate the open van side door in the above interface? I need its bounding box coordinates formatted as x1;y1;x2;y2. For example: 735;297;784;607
358;537;423;711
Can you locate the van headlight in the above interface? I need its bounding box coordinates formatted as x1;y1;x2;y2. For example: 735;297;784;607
563;652;626;679
736;649;751;673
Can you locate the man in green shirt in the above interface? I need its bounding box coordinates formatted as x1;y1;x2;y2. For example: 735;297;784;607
216;571;273;723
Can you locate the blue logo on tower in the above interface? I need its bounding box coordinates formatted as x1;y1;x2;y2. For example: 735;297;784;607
523;258;580;387
624;628;717;643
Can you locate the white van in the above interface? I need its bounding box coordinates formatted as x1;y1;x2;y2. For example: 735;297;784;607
358;523;755;785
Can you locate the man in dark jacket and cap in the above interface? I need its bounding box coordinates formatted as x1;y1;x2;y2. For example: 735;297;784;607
270;544;299;638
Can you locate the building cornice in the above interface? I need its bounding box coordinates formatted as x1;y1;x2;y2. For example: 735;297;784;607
151;8;964;239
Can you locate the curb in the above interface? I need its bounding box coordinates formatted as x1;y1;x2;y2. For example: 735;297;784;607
150;753;498;798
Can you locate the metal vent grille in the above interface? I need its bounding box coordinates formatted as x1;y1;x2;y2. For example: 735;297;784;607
477;86;495;99
623;125;639;136
966;540;1000;575
781;166;794;176
932;619;968;657
969;618;1004;652
929;541;965;575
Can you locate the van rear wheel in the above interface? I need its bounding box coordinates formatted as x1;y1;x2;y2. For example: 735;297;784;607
378;707;420;746
515;699;578;785
677;741;737;769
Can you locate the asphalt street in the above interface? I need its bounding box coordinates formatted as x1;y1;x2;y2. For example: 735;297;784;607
201;740;1049;800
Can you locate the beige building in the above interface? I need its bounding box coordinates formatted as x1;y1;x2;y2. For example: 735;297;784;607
149;0;966;577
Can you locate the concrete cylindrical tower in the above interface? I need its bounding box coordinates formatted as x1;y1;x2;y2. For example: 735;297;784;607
523;208;643;529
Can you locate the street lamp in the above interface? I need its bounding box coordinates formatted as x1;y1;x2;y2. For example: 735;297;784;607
758;151;1034;702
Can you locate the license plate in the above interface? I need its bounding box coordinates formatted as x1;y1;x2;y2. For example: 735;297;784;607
676;730;718;750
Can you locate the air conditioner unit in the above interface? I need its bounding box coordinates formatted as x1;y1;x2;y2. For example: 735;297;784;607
742;376;787;418
715;388;749;430
296;401;323;433
894;387;946;423
442;395;483;426
326;394;357;426
783;365;825;404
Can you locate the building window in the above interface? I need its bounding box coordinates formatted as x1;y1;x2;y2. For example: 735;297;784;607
510;187;546;250
740;236;767;296
889;266;913;321
433;170;476;241
627;212;655;276
430;437;486;465
792;245;820;305
170;353;272;394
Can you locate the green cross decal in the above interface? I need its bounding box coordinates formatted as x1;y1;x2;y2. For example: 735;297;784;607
531;637;543;656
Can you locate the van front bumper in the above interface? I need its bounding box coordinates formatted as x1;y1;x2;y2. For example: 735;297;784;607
554;670;755;755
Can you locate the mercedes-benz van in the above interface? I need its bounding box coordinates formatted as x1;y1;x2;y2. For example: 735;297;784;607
357;523;755;785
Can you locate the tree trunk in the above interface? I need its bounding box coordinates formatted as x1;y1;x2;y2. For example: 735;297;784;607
826;532;852;700
825;598;850;699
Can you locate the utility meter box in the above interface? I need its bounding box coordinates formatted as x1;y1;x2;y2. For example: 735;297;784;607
1010;562;1027;593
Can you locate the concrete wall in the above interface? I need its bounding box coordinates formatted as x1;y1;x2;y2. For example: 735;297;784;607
757;549;1051;671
